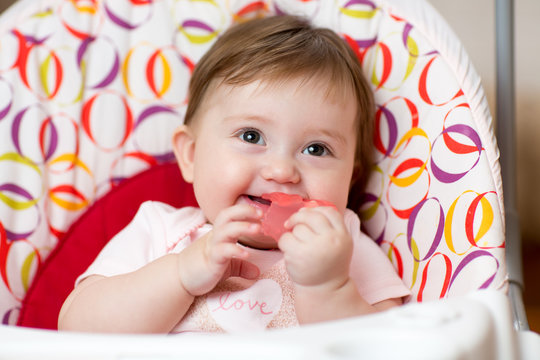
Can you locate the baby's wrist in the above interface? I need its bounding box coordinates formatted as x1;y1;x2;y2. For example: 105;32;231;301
293;277;371;324
174;253;197;299
293;275;352;297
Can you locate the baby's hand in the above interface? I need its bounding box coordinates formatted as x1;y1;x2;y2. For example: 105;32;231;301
177;204;261;296
278;206;352;291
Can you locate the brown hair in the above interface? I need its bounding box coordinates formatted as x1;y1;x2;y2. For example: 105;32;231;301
184;15;374;212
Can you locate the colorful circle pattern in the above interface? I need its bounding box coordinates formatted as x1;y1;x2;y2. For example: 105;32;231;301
0;0;505;325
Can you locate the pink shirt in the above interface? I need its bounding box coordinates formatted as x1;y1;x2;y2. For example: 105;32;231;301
78;201;410;333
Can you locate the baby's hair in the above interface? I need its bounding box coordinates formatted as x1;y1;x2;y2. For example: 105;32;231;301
184;15;374;212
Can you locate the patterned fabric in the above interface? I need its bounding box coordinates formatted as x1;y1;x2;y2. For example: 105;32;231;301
0;0;506;326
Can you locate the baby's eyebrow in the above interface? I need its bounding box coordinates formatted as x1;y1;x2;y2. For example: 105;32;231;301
309;128;348;146
222;114;272;124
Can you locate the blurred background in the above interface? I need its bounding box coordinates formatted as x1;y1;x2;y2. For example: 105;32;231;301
0;0;538;329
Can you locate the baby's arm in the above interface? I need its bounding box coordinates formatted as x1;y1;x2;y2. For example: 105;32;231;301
58;253;195;333
58;204;261;333
293;277;402;324
279;207;401;324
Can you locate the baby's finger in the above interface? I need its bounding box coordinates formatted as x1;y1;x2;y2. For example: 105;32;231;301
214;204;262;228
227;259;260;280
210;221;261;246
277;231;300;254
209;242;249;266
288;223;315;244
285;207;333;234
311;206;346;230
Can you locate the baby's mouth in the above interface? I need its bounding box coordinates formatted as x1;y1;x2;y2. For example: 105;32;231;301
247;195;271;206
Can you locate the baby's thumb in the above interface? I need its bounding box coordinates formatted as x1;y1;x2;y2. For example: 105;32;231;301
228;259;260;280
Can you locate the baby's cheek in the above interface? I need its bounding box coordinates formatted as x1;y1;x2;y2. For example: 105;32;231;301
307;181;350;214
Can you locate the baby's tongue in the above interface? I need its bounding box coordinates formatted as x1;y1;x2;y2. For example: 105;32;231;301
260;192;335;241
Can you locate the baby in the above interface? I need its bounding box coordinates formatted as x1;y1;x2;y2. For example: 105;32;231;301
58;15;410;333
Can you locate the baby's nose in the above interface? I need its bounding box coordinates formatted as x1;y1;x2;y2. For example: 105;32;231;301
260;155;300;184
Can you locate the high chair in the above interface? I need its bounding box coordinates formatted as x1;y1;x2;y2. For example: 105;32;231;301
0;0;538;358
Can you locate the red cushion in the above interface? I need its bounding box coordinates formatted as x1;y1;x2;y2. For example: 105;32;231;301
17;163;197;329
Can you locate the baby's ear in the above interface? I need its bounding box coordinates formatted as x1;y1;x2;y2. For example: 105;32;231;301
172;125;196;184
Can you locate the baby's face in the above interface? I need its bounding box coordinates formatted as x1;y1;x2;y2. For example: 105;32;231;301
187;78;358;248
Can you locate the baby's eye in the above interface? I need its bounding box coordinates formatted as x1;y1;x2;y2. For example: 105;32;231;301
240;129;265;145
303;143;330;157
